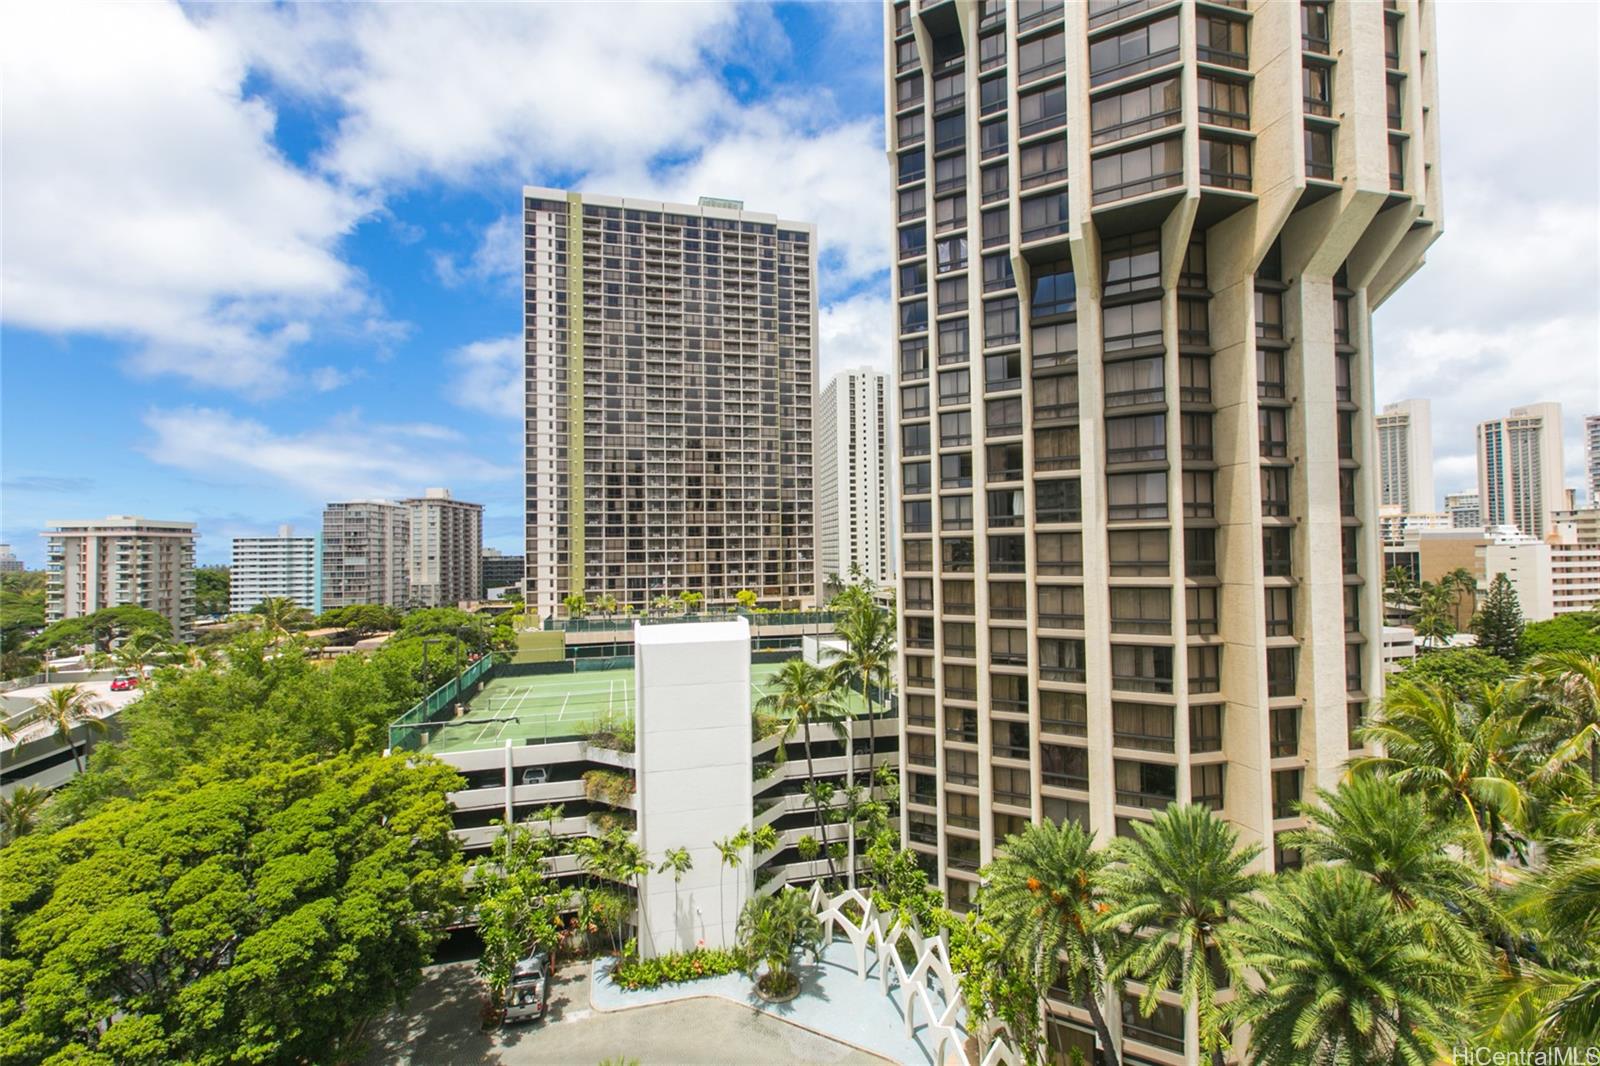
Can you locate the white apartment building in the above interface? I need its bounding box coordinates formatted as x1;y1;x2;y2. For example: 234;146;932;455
1377;508;1450;547
1586;414;1600;507
1477;402;1565;538
1478;524;1600;621
1375;398;1434;514
1445;491;1482;529
230;526;322;615
402;489;483;607
818;368;894;588
321;501;410;609
42;516;197;637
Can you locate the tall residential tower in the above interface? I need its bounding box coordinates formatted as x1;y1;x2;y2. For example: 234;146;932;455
43;516;197;638
320;501;410;610
1585;413;1599;507
521;189;818;616
888;0;1440;1057
402;488;483;607
818;368;895;588
1477;402;1565;537
1375;397;1433;513
230;526;322;615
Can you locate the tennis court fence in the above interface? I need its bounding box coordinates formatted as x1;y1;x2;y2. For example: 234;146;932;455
389;653;497;752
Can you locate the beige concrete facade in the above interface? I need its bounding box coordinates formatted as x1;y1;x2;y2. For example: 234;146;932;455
887;0;1440;1059
42;516;197;638
402;488;483;608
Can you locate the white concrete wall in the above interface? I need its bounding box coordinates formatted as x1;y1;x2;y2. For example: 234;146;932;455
634;619;753;957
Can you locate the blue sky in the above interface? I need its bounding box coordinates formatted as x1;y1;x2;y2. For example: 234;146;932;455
2;2;1596;567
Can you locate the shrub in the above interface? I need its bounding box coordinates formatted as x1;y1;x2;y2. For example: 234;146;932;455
583;768;635;806
610;940;745;990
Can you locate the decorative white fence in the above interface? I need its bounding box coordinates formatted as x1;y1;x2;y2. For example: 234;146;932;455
807;885;1024;1066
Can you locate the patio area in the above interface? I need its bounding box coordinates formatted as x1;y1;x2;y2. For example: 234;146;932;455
590;938;963;1066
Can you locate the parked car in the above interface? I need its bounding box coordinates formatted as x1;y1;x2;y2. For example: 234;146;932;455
520;766;548;785
502;952;550;1023
110;676;140;692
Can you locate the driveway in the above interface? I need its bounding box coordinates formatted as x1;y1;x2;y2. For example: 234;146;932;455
361;960;885;1066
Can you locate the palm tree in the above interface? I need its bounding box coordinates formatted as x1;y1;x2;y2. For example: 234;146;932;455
1103;803;1263;1066
1354;679;1530;864
1412;581;1458;649
251;597;310;638
0;784;49;844
111;627;170;682
756;659;848;883
1286;775;1498;963
982;819;1120;1065
832;602;895;798
1227;865;1471;1064
1445;566;1479;626
29;684;107;772
1384;566;1419;622
715;830;748;945
1525;651;1600;783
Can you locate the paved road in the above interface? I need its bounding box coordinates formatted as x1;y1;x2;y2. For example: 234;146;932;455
361;961;885;1066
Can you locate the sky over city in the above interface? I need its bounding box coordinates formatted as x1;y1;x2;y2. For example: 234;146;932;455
1;1;1596;566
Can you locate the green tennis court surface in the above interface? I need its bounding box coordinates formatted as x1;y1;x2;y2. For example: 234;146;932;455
420;660;868;754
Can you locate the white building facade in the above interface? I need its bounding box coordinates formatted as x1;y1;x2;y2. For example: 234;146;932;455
402;489;483;607
1375;398;1433;514
42;516;197;637
818;368;895;588
230;526;322;615
1445;491;1482;529
1477;402;1565;538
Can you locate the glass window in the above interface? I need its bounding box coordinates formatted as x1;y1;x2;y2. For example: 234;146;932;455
1103;299;1163;351
898;186;926;222
1103;355;1164;407
1092;138;1183;203
982;208;1009;249
940;410;973;447
1114;759;1178;808
1198;75;1250;128
1036;478;1082;523
1109;529;1168;576
981;117;1009;160
1091;77;1181;146
1305;125;1335;179
985;296;1021;346
1019;138;1068;190
1107;471;1168;520
936;152;967;194
981;162;1009;204
1113;700;1175;748
935;193;968;232
983;252;1016;293
1201;137;1252;191
938;275;969;315
941;451;973;488
1037;531;1084;575
937;235;969;273
939;318;970;363
1033;321;1078;369
899;148;925;185
1038;584;1085;628
1021;193;1070;242
1102;233;1161;296
903;461;931;495
901;383;930;418
1303;65;1332;117
901;336;929;379
1033;372;1079;421
899;260;927;297
1197;14;1248;68
939;368;971;407
1018;30;1066;83
1018;84;1067;136
1089;17;1179;86
1031;262;1076;318
1035;425;1080;471
1110;590;1172;637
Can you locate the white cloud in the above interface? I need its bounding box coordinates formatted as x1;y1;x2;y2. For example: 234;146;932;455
1372;1;1600;501
434;214;521;290
449;336;523;419
0;2;379;393
818;290;894;384
141;407;513;501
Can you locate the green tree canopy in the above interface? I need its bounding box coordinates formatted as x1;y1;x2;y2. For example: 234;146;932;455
1392;647;1513;699
1474;573;1527;661
393;607;494;653
27;606;172;656
314;604;404;637
193;567;230;617
1521;612;1600;662
0;749;464;1065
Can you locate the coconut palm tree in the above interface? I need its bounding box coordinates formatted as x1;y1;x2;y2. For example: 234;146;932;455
111;627;170;682
251;596;311;638
1354;679;1530;864
1525;651;1600;784
0;784;48;844
1227;865;1470;1064
28;684;107;772
756;659;848;882
1286;775;1498;963
982;819;1120;1065
1103;803;1263;1066
832;602;895;796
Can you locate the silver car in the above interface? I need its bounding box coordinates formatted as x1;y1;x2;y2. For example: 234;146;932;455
502;951;550;1023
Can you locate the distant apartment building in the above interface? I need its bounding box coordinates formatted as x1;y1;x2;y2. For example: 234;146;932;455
818;368;894;588
521;188;818;617
42;516;196;637
1377;508;1449;547
1478;526;1600;621
320;501;409;609
1477;402;1565;537
230;526;322;615
1445;491;1482;529
402;489;483;607
1553;507;1600;545
1375;399;1434;514
1587;414;1600;507
0;545;23;573
481;549;526;597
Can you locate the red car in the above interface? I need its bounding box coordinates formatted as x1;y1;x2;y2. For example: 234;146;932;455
110;676;140;692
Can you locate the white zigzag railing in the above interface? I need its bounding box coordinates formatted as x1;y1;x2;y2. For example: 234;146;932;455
807;885;1024;1066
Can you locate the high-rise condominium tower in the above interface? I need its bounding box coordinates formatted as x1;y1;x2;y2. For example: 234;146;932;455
43;516;197;638
888;1;1441;1054
402;488;483;607
230;526;322;615
1375;398;1433;513
321;501;410;609
1477;402;1565;537
521;188;818;617
1585;414;1599;507
1446;490;1481;529
818;368;895;587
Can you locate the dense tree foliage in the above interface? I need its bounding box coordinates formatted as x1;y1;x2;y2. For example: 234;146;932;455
1;572;47;676
26;605;172;656
1391;647;1512;697
0;750;463;1065
193;566;230;617
1473;573;1527;661
1522;611;1600;661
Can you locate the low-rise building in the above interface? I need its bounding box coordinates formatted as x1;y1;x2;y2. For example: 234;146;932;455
0;545;24;573
481;549;525;598
1477;524;1600;621
1445;492;1482;529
